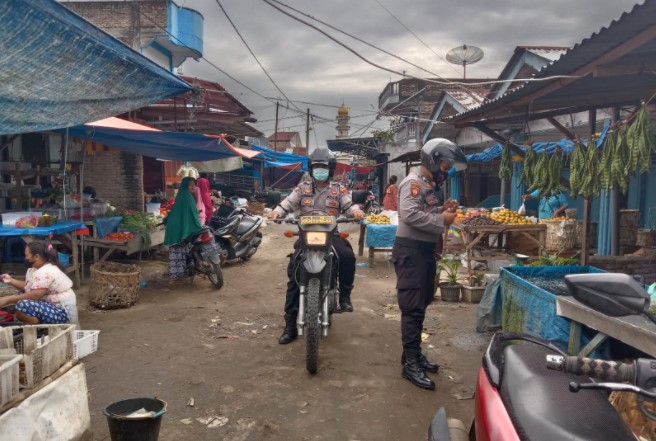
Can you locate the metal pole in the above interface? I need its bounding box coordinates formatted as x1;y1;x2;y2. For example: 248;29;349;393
610;107;621;256
305;108;310;156
273;102;279;162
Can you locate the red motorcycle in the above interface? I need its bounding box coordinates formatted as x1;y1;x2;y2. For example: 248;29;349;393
431;274;656;441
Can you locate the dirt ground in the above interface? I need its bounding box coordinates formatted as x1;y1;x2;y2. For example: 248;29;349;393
78;222;489;441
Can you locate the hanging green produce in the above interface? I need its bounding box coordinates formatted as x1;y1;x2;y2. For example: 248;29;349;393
599;130;614;191
626;103;654;174
499;143;513;180
518;146;537;188
568;141;586;198
611;125;630;194
528;149;549;193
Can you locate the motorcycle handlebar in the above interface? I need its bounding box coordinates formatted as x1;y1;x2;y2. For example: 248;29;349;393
546;355;636;383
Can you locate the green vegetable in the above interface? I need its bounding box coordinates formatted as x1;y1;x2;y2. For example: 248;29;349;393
119;213;159;249
499;143;513;180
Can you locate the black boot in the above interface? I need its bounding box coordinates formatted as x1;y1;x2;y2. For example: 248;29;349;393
401;351;439;373
402;349;435;390
339;298;353;312
278;319;298;345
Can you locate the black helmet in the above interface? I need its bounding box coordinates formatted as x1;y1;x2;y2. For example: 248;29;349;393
420;138;467;178
309;147;336;178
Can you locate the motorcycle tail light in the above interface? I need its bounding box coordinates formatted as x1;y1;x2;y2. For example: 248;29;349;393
284;230;295;238
201;232;212;243
339;232;349;239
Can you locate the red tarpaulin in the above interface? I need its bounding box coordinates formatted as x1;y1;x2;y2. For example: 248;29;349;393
334;162;374;175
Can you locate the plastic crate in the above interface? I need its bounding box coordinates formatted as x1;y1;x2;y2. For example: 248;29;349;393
71;330;99;359
0;324;74;388
0;353;22;406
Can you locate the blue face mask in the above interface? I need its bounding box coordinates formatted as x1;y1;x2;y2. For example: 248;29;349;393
312;169;329;182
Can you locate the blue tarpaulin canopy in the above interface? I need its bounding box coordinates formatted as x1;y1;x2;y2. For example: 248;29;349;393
466;123;610;163
250;145;309;170
60;125;240;161
0;0;192;135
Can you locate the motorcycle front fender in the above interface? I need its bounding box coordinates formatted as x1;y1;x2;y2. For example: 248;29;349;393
428;407;470;441
302;250;326;274
207;253;221;265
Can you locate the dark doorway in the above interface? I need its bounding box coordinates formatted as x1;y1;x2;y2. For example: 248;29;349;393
143;157;164;194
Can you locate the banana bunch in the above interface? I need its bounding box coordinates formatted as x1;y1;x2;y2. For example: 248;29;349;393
366;214;391;224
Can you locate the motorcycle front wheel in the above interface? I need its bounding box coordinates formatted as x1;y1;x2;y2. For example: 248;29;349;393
305;277;321;374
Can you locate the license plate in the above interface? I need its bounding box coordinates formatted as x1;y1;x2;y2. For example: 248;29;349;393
300;216;334;225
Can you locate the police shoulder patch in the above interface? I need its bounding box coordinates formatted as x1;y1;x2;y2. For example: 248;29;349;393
410;181;421;197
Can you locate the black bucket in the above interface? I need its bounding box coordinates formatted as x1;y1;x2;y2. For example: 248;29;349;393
103;397;167;441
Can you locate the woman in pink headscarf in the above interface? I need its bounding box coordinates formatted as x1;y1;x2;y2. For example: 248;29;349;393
195;178;214;225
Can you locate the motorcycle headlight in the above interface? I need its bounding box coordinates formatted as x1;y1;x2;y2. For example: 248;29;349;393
304;231;328;246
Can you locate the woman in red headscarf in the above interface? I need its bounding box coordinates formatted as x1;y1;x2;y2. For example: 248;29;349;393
196;178;214;225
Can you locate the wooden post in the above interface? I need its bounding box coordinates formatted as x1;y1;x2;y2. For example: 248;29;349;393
581;197;591;265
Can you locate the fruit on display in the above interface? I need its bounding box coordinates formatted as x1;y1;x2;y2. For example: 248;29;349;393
486;208;533;225
454;209;467;223
461;216;501;227
105;232;137;241
366;214;391;224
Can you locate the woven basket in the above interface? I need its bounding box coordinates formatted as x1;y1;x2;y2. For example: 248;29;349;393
544;220;576;253
248;201;265;216
609;391;656;439
89;262;140;309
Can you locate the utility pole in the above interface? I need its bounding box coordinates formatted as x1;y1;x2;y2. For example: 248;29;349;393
273;102;279;161
305;108;311;156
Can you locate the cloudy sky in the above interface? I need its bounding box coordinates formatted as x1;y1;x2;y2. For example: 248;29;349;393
178;0;642;149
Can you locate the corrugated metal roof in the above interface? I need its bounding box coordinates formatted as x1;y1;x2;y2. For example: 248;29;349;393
448;0;656;122
522;46;569;62
443;89;488;110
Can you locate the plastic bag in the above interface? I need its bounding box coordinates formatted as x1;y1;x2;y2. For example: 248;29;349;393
517;203;526;215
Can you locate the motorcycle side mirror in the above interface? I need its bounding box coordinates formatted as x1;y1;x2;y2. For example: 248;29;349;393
564;273;651;319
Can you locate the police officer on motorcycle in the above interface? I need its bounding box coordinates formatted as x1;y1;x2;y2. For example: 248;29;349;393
268;148;366;344
393;138;467;390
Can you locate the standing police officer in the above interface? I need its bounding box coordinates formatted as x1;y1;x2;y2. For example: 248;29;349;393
393;138;467;390
268;148;365;344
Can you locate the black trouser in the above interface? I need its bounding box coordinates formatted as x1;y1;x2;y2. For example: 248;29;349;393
392;240;437;351
284;237;355;323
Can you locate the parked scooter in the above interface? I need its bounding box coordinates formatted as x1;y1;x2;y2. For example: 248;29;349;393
351;190;381;215
430;273;656;441
274;211;354;374
209;203;263;264
179;226;224;290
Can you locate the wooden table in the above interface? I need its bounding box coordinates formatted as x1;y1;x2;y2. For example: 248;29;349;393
451;223;547;274
358;222;396;265
83;224;165;263
556;296;656;357
0;222;86;288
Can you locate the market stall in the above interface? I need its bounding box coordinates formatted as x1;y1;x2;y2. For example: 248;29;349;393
0;221;86;288
451;222;547;274
357;213;396;265
82;212;165;263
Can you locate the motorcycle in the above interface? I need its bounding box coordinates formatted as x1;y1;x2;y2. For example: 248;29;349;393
276;211;353;374
430;273;656;441
175;225;224;289
352;190;381;215
209;203;264;264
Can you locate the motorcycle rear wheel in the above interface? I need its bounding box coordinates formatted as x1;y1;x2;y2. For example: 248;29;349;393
305;278;321;374
198;258;224;290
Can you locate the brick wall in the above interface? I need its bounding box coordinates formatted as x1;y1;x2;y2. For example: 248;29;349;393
62;1;167;48
590;255;656;284
84;150;144;211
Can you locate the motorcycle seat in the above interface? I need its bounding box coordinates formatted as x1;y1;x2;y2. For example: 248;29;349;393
236;214;262;237
500;344;634;441
212;216;240;236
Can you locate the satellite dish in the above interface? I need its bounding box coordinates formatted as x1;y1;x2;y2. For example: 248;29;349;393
446;44;484;79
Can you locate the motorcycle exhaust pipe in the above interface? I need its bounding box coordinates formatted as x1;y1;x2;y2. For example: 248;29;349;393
297;286;305;336
322;296;329;337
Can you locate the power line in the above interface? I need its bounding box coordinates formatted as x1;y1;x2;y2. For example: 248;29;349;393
267;0;460;81
372;0;461;77
214;0;305;115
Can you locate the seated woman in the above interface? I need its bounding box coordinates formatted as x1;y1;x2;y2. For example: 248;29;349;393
0;242;78;325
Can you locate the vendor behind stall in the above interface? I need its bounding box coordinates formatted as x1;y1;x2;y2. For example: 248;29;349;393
522;190;568;219
0;242;78;324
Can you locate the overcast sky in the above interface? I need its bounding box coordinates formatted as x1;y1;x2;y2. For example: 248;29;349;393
178;0;642;150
